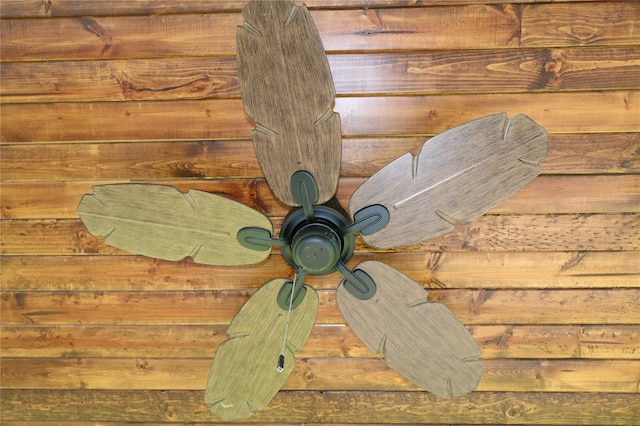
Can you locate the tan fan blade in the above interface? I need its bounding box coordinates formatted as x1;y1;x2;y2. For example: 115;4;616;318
336;260;484;398
205;275;318;420
237;0;341;206
76;184;272;266
349;113;548;248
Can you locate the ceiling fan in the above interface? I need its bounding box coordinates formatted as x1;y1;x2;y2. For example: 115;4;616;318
76;0;548;421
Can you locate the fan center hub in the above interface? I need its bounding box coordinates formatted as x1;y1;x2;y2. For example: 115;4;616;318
279;200;355;276
291;224;341;275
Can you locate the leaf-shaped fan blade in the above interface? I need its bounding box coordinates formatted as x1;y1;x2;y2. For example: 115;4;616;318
205;278;318;420
77;184;272;266
349;113;548;248
237;0;341;206
336;260;483;398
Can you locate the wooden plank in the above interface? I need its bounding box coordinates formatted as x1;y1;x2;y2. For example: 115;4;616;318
2;214;638;256
393;213;639;253
2;175;638;220
3;324;638;359
0;0;600;18
1;390;638;424
1;357;638;393
0;423;472;426
335;92;640;136
522;2;640;47
0;140;263;181
2;92;638;143
543;133;639;174
0;57;241;103
0;6;521;62
2;289;638;325
1;134;637;182
330;47;640;95
0;99;251;143
3;47;638;103
3;250;639;292
512;175;640;214
0;14;241;61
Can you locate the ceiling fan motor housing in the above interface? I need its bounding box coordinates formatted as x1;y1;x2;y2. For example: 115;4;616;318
279;200;355;275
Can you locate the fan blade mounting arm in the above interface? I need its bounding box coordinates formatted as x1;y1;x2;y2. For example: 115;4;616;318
76;184;273;266
237;0;341;206
349;113;548;248
205;275;318;420
336;260;484;398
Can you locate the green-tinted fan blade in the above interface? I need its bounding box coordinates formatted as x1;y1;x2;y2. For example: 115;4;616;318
77;184;272;265
205;277;318;420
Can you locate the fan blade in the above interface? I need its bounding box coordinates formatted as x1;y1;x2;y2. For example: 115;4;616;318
76;184;272;265
237;0;341;206
205;275;318;420
349;113;548;248
336;260;483;398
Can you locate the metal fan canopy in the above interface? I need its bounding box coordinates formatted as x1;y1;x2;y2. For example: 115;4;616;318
75;0;548;421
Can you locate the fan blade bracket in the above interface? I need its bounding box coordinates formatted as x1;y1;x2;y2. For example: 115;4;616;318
336;261;377;300
237;227;288;251
290;170;319;222
276;270;308;311
340;204;390;237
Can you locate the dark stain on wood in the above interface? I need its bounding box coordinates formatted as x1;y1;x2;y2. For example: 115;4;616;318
79;18;112;55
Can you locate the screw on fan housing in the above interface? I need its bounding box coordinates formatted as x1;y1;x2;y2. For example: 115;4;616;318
237;170;390;306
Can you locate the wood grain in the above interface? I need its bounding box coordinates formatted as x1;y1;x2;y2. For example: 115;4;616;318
2;92;638;143
75;184;273;265
204;278;318;420
330;47;640;94
521;2;640;47
3;175;638;220
3;47;638;103
3;324;638;359
2;134;637;182
0;57;240;104
236;0;341;205
2;357;638;393
1;390;637;424
1;0;638;424
2;289;638;325
3;250;638;292
336;261;483;397
349;113;548;248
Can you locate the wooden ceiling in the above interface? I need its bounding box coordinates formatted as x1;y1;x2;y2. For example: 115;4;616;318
1;0;639;424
